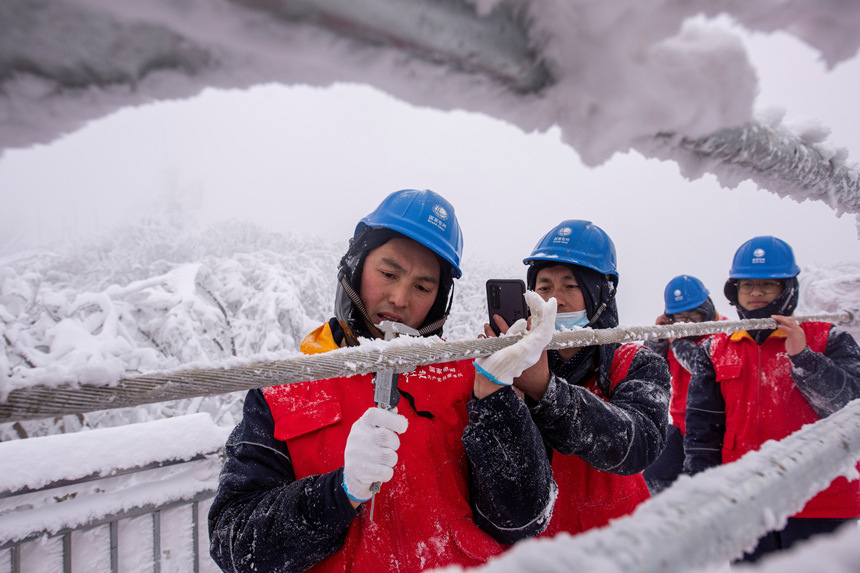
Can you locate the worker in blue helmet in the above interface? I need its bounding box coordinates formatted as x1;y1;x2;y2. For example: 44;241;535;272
330;187;463;342
661;274;717;325
210;190;556;573
642;275;725;495
483;219;670;537
684;235;860;563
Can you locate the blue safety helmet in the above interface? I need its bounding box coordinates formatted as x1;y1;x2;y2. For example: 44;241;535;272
664;275;710;314
728;235;800;279
356;189;463;278
523;220;619;284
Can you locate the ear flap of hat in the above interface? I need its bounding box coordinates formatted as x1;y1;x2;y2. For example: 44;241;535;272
693;297;717;322
723;278;739;307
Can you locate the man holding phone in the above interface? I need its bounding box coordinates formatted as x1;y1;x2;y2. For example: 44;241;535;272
484;219;670;536
486;279;529;337
209;189;556;573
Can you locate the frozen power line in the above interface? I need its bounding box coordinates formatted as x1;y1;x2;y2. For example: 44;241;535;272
0;311;853;424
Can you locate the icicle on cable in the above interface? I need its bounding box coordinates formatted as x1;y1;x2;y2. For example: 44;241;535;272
0;311;853;424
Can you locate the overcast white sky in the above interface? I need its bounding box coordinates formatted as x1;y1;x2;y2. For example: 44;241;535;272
0;25;858;327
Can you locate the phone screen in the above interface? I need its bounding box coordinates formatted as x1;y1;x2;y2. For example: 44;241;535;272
486;279;528;336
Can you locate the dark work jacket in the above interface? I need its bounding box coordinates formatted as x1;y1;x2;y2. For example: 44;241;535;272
645;336;709;434
208;320;555;573
684;323;860;517
529;342;671;535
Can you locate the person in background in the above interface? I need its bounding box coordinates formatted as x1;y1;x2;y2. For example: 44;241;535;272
642;274;724;495
485;219;670;536
684;235;860;563
209;189;556;573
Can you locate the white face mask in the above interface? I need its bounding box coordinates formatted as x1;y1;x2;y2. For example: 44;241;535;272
555;310;590;331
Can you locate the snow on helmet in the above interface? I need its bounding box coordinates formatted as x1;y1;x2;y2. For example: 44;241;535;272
664;275;710;314
356;189;463;278
523;220;618;284
728;235;800;279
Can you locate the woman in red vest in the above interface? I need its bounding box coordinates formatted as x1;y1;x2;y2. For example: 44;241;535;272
642;274;725;494
484;220;671;536
684;235;860;563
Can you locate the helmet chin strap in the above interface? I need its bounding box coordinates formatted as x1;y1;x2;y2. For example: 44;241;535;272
777;283;798;316
339;274;384;340
585;277;616;328
338;273;451;339
418;282;454;337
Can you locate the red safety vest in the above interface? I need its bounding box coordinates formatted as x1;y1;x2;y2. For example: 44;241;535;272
263;323;506;573
669;314;727;434
667;347;692;434
709;321;860;518
540;343;652;536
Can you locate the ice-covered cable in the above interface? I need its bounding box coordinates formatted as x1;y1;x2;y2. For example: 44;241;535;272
469;397;860;573
645;120;860;225
0;311;853;423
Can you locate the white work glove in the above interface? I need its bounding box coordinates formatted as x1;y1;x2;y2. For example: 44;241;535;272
342;407;409;502
475;290;557;386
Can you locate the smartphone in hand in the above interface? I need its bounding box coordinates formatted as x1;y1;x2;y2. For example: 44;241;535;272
486;279;529;336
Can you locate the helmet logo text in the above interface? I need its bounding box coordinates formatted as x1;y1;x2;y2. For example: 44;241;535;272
551;226;573;245
427;205;449;232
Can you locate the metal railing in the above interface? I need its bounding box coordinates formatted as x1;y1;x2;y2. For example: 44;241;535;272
0;414;226;573
0;491;216;573
5;401;859;573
